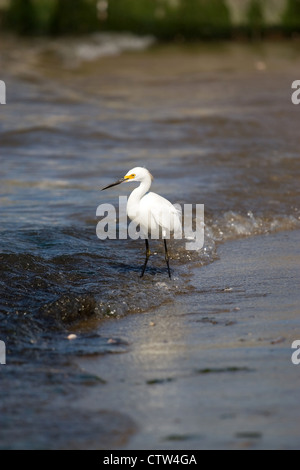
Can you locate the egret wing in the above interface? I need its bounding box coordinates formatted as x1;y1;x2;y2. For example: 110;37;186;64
139;192;181;237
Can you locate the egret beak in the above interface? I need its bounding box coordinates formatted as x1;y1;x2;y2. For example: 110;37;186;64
101;177;126;191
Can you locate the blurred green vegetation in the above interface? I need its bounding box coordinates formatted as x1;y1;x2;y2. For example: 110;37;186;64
246;0;265;39
178;0;231;39
104;0;157;36
1;0;300;39
105;0;231;39
282;0;300;35
4;0;38;35
50;0;99;35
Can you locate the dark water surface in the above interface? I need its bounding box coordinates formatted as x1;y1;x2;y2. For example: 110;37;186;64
0;35;300;448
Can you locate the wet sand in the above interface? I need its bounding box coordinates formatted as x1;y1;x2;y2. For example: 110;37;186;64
76;229;300;450
1;37;300;449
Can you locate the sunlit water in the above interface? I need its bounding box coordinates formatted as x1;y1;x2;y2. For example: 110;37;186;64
0;34;299;448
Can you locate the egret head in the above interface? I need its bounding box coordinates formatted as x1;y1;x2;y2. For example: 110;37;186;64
102;167;153;190
124;167;153;183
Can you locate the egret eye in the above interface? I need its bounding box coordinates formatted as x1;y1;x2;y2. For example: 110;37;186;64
131;174;136;178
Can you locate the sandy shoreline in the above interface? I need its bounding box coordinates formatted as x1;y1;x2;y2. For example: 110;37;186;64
75;229;300;450
1;37;300;450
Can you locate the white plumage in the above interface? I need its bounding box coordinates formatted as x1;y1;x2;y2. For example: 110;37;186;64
125;167;181;239
102;166;181;278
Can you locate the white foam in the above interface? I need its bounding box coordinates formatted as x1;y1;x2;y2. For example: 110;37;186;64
54;33;155;68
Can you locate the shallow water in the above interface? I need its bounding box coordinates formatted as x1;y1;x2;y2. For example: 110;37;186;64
0;35;300;448
76;230;300;450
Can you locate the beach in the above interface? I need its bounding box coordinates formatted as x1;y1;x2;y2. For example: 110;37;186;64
0;37;300;449
75;229;300;450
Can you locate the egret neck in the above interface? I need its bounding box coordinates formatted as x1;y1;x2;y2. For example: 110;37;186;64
127;172;152;221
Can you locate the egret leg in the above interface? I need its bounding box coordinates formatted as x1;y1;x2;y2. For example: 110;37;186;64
141;238;150;278
164;239;171;279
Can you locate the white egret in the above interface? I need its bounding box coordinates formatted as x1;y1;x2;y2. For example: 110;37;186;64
102;167;181;278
